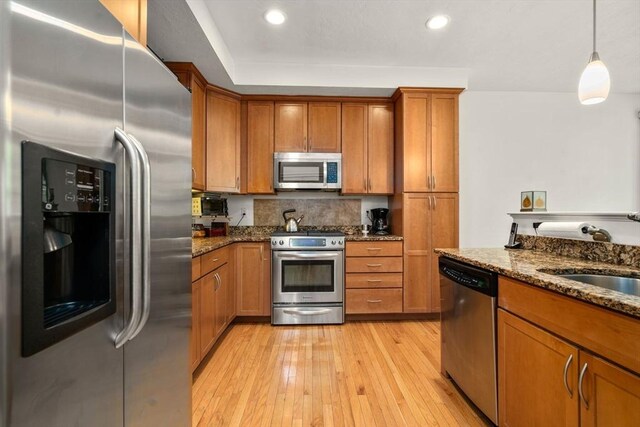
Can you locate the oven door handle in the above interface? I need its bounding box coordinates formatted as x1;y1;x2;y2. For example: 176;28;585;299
276;252;340;259
283;308;333;316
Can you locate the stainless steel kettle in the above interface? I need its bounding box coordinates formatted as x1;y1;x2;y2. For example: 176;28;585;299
282;209;304;232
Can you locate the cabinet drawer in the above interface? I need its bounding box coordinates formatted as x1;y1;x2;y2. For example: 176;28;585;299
346;257;402;273
191;257;201;282
201;246;230;275
346;241;402;257
346;289;403;314
346;273;403;289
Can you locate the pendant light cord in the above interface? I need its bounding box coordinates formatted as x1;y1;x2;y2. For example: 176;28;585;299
592;0;597;52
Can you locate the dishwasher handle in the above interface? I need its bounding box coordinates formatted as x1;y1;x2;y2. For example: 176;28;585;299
439;257;498;297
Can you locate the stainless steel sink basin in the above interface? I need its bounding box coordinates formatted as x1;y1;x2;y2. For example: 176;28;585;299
556;274;640;297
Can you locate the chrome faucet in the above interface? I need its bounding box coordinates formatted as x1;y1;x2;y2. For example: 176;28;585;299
582;225;612;242
628;212;640;222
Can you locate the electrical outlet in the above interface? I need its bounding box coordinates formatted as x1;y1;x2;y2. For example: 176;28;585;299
241;208;247;215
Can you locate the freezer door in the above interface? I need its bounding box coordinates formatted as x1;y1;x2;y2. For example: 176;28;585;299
122;33;192;426
7;1;125;426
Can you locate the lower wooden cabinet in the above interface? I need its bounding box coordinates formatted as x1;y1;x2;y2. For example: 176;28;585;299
345;241;403;314
498;309;579;427
191;246;236;371
498;308;640;427
235;243;271;316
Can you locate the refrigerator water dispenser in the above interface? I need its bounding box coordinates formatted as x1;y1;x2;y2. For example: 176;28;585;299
22;141;116;356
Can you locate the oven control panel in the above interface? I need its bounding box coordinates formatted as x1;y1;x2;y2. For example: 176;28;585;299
271;236;344;250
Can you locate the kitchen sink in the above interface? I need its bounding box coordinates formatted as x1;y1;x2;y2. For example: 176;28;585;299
554;273;640;297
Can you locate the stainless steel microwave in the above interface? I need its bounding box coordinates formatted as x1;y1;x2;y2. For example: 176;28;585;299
273;152;342;191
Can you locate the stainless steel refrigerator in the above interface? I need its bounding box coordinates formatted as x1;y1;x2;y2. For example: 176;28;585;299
0;1;192;426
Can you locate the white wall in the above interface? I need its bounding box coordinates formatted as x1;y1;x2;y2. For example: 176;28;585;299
459;91;640;247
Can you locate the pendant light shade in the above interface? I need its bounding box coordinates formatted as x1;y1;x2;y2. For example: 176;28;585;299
578;52;610;105
579;0;610;105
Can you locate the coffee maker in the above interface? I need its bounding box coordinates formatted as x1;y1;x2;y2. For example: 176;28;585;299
368;208;390;235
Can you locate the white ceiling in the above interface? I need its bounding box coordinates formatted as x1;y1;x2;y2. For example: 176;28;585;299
151;0;640;95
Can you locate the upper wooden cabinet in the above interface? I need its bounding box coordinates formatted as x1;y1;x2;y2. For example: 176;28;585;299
341;103;393;194
165;63;207;191
207;88;241;193
99;0;147;46
274;102;341;153
392;192;458;313
394;89;460;192
246;101;275;194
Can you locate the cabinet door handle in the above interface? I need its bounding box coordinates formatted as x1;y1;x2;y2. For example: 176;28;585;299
214;272;221;291
578;363;589;409
363;178;366;191
428;196;432;210
366;299;382;303
192;168;196;181
433;196;437;209
366;263;383;267
236;176;240;190
432;175;436;189
304;136;308;151
260;244;264;261
368;178;371;191
563;354;574;397
427;175;431;189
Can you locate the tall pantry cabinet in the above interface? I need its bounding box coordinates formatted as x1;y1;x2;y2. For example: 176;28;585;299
390;88;462;313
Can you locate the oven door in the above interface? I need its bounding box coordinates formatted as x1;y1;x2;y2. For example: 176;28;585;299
272;250;344;304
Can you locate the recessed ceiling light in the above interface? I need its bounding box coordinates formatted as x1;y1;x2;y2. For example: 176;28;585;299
264;9;286;25
425;15;450;30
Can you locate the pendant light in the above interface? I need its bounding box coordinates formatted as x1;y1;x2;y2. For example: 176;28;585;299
578;0;610;105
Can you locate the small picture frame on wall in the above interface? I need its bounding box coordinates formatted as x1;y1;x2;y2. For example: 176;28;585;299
520;191;534;212
533;191;547;211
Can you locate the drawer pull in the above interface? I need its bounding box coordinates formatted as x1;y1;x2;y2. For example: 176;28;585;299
366;263;383;267
367;279;382;283
367;299;383;303
207;258;219;263
366;247;382;251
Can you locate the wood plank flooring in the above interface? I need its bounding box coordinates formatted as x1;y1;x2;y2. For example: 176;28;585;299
192;321;488;426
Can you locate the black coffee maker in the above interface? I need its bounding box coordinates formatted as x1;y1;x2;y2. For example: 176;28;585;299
367;208;390;235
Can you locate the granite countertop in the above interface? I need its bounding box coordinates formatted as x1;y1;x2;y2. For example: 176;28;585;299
193;232;403;257
434;247;640;318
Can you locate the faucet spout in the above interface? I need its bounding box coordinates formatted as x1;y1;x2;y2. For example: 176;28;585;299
627;212;640;222
582;225;612;243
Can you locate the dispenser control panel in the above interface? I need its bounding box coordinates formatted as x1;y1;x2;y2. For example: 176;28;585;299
42;158;112;212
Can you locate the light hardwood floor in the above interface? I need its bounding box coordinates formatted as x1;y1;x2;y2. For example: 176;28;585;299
192;321;488;427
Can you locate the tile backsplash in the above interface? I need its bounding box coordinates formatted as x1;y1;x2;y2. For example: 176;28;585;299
255;199;361;226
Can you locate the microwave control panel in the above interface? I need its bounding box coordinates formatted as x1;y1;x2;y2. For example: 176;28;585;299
326;162;339;184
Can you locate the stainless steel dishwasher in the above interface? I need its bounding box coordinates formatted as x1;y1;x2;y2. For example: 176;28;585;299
440;257;498;425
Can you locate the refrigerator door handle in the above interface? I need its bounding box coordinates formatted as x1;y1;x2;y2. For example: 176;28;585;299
114;128;143;348
128;133;151;340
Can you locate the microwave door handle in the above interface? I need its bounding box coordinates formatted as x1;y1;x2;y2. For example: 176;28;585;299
128;133;151;341
114;128;143;348
323;162;327;187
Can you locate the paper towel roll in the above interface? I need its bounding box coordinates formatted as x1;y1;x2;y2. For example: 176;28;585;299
537;222;590;239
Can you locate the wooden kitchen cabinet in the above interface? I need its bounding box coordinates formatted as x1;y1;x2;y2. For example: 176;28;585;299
345;241;403;314
235;243;271;316
579;352;640;427
498;277;640;427
498;309;579;427
246;101;275;193
207;88;241;192
191;246;234;371
165;62;207;191
341;103;393;194
308;102;341;152
274;102;341;153
275;102;307;152
394;193;458;313
99;0;147;46
191;279;201;372
394;89;460;193
199;271;216;357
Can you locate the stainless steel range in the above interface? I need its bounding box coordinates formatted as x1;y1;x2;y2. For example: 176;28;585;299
271;231;345;325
